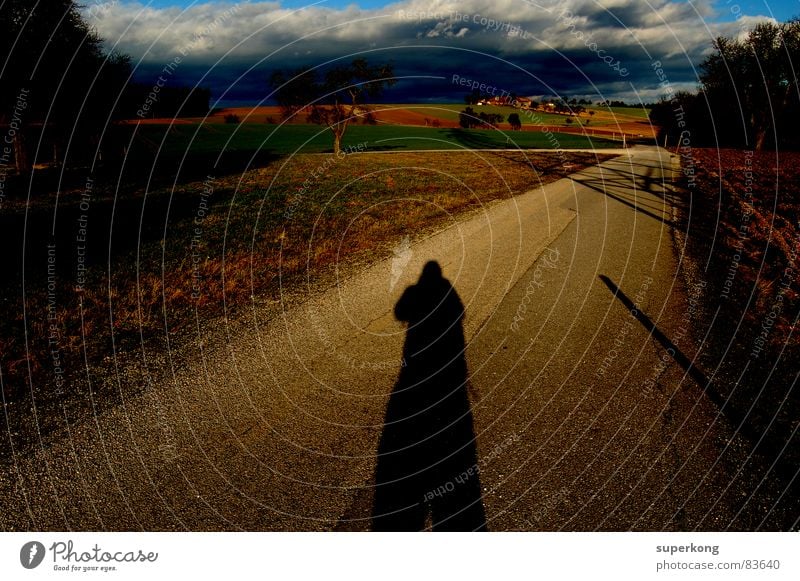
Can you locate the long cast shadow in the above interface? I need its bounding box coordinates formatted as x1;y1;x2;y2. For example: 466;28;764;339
599;275;720;408
600;274;800;488
372;261;487;531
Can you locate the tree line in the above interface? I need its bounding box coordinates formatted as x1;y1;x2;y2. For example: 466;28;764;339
650;19;800;151
0;0;212;173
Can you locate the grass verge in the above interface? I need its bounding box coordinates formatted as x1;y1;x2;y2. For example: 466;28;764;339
679;147;799;494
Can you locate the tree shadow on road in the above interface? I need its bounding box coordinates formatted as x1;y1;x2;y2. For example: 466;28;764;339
599;274;715;399
372;261;487;531
569;157;682;227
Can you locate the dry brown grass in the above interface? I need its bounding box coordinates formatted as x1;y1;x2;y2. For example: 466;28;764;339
687;149;799;348
681;148;800;477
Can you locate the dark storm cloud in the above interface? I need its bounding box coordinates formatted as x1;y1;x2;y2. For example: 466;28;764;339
90;0;777;104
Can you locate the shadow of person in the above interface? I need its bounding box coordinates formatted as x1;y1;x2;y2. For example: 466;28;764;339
372;261;487;531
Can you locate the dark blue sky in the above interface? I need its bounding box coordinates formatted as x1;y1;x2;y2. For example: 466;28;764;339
136;0;798;21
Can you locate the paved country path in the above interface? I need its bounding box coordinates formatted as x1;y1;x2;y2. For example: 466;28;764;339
0;146;776;531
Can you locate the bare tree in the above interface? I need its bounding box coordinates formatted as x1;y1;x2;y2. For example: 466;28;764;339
270;59;396;155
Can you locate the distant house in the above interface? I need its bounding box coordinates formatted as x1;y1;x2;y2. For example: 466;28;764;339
478;94;534;109
487;95;513;106
514;96;532;109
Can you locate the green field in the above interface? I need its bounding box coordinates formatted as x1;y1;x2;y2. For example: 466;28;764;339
377;103;650;126
130;122;621;160
596;105;651;119
388;104;576;126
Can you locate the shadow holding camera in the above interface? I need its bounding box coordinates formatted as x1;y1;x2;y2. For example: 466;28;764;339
372;261;487;531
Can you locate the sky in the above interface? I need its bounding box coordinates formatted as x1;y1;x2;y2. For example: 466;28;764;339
104;0;799;19
83;0;795;106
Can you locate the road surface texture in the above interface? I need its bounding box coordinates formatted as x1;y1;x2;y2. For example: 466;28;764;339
0;146;788;531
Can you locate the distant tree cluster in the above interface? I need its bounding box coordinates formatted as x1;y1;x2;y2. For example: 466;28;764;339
598;100;632;107
650;19;800;150
458;107;478;128
0;0;131;170
464;89;484;105
458;107;504;128
0;1;213;173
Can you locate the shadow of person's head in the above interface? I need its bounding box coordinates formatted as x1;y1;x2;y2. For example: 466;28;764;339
394;261;462;332
420;260;442;281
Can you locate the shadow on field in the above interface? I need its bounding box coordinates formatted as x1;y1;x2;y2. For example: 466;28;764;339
121;149;282;187
444;128;502;150
372;261;487;531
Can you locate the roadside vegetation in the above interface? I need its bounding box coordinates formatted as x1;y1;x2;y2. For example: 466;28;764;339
650;19;800;150
680;148;799;482
662;19;800;493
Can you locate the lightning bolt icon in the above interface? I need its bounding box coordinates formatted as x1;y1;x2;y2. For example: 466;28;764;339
29;544;38;565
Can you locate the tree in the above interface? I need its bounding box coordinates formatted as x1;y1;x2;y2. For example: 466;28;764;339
508;113;522;130
553;100;569;114
0;0;133;171
700;19;800;150
459;106;478;128
648;90;710;146
478;112;503;127
270;59;396;155
464;88;482;105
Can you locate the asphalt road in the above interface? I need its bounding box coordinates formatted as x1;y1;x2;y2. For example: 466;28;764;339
0;146;785;531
